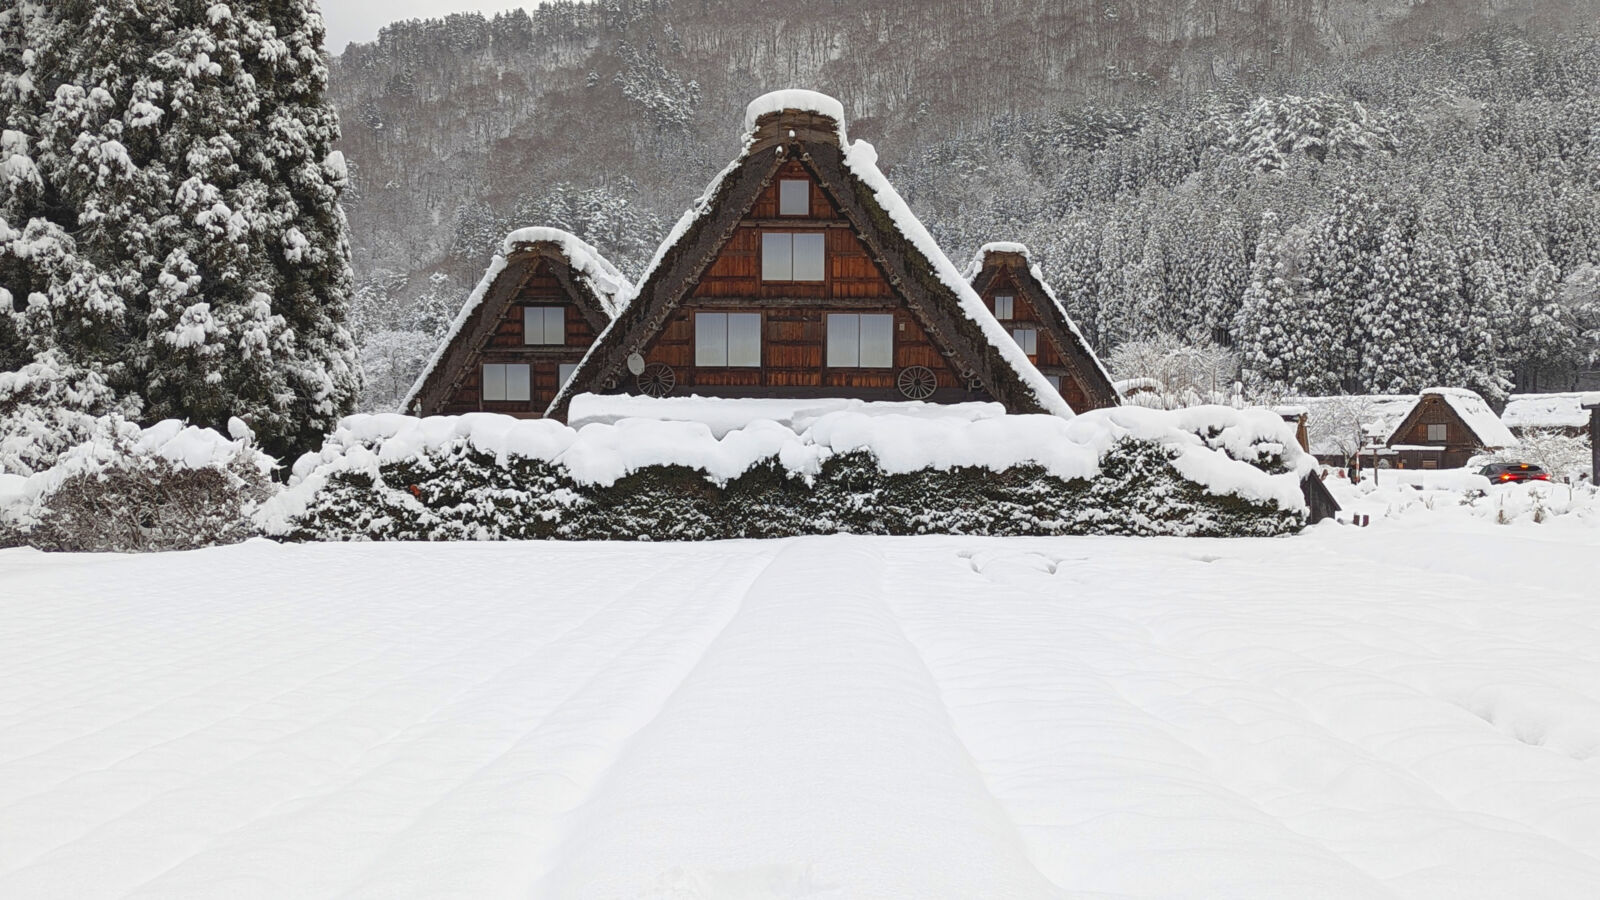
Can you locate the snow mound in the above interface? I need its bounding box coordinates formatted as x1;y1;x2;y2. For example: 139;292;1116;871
569;394;1005;438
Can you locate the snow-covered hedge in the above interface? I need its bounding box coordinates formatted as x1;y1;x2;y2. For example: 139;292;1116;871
1;417;274;552
264;406;1314;541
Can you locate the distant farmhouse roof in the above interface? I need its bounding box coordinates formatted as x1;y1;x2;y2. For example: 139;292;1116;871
1501;392;1596;432
1405;387;1516;449
546;89;1071;421
1288;394;1418;457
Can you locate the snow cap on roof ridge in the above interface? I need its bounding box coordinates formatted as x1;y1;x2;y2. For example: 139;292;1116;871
962;241;1033;281
742;89;848;143
500;226;632;308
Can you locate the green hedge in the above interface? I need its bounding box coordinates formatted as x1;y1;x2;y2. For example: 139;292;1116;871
278;437;1304;541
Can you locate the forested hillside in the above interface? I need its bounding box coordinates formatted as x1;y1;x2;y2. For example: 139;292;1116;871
327;0;1600;409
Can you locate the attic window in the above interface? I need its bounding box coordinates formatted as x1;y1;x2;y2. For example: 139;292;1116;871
1012;327;1038;356
1046;374;1062;391
779;179;810;216
827;313;893;368
558;363;579;389
1427;423;1447;442
523;306;565;345
993;295;1014;319
695;312;762;367
482;363;530;402
762;232;825;281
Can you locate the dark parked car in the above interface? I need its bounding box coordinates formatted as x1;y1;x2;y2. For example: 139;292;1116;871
1478;462;1550;483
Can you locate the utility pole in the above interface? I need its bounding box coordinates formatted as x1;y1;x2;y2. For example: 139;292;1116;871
1585;396;1600;483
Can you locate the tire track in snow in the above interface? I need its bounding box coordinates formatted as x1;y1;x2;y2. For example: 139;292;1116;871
529;536;1064;899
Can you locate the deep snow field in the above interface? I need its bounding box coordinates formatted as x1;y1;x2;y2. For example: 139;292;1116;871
4;517;1600;898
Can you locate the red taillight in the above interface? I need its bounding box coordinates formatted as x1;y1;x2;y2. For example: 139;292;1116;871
1501;473;1514;481
1535;474;1549;481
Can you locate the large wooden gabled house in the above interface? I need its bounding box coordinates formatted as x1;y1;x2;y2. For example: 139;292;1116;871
546;90;1070;421
965;242;1120;412
404;228;631;417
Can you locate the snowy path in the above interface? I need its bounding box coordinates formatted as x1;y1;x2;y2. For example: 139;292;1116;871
2;526;1600;898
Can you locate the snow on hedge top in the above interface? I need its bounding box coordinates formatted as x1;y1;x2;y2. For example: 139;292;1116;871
1420;387;1517;448
742;89;848;142
404;228;632;412
570;394;1005;438
263;405;1312;531
1502;393;1595;430
841;146;1073;417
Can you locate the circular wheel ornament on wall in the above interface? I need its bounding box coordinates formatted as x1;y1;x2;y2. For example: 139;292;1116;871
897;365;938;401
636;363;676;397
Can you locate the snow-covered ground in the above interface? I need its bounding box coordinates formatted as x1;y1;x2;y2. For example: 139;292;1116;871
4;522;1600;898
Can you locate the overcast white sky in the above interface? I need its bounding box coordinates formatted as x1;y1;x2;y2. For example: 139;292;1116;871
320;1;541;54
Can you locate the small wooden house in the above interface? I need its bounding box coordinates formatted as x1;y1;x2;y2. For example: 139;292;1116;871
547;90;1069;421
405;228;631;417
1384;388;1517;469
964;243;1119;411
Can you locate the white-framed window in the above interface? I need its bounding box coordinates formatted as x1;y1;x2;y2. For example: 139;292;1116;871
779;179;810;216
695;312;762;367
1012;327;1038;356
557;363;579;389
482;363;530;402
1427;423;1447;442
993;294;1015;319
827;313;894;368
523;306;565;345
762;232;825;282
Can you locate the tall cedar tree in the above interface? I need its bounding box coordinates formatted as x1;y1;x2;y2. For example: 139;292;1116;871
0;0;360;466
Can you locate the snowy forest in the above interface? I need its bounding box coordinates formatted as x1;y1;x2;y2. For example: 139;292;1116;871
331;0;1600;411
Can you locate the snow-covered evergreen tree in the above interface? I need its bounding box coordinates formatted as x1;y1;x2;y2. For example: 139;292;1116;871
0;0;360;467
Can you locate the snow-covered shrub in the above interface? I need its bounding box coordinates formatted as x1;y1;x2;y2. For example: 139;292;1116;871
5;418;275;553
266;408;1311;542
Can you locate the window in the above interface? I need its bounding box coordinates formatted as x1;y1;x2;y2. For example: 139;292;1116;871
558;363;579;390
523;306;565;345
1046;374;1062;391
1012;327;1038;356
1427;423;1447;442
827;313;894;368
695;312;762;367
779;179;810;216
1421;459;1438;470
762;232;825;281
993;294;1014;319
481;363;530;402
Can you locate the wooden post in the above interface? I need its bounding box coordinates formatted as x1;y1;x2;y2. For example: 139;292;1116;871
1585;399;1600;483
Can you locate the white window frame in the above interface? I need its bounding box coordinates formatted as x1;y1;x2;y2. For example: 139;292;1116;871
523;306;565;345
778;179;810;216
695;312;762;367
827;313;894;368
1427;423;1447;442
993;294;1015;319
481;363;530;402
1012;327;1038;356
762;232;825;282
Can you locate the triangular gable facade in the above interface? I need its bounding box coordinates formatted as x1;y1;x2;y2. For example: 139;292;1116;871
547;91;1069;421
966;243;1120;412
405;228;630;417
1383;387;1516;469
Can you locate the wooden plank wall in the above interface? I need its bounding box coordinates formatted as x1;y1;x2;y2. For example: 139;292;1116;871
634;158;981;400
438;258;601;416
